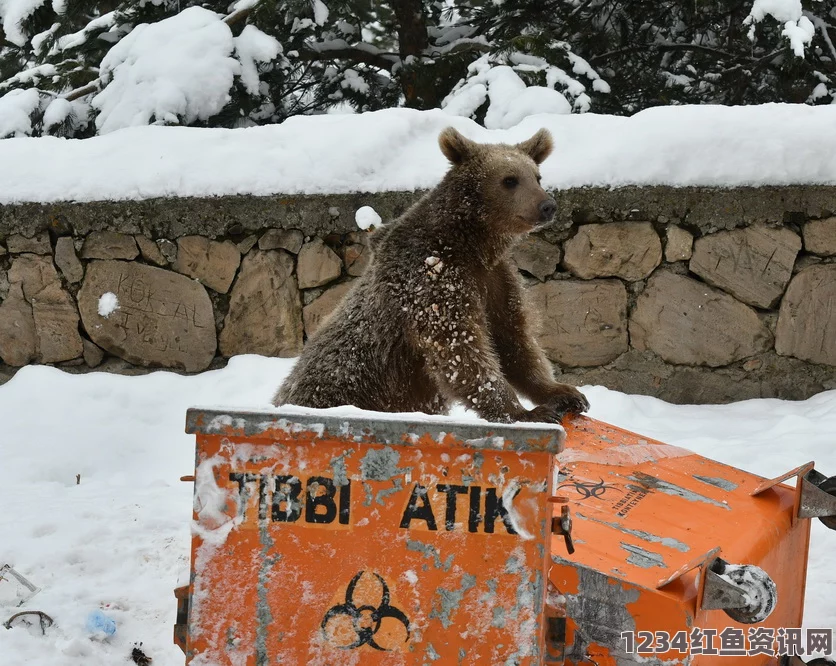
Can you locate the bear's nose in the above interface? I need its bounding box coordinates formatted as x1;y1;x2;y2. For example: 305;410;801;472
539;198;557;222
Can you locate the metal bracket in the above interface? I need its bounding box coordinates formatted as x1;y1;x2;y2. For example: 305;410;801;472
798;470;836;529
701;564;749;611
549;497;575;555
655;547;720;590
700;557;777;624
750;462;836;529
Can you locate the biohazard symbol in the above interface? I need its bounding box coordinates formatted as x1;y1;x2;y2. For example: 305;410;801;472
558;478;621;500
321;571;411;651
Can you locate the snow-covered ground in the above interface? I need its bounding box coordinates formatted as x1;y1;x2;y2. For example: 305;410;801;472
0;355;833;665
2;103;836;204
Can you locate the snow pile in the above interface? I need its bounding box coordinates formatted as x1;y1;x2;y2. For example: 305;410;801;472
443;58;572;129
234;25;282;97
91;7;241;134
355;205;381;230
1;104;836;203
0;88;40;138
745;0;814;57
0;356;833;665
0;0;45;46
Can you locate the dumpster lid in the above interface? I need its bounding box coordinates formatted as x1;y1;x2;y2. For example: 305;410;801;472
185;406;565;453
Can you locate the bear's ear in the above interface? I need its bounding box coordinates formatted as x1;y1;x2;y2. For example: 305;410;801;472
439;127;478;165
516;128;554;165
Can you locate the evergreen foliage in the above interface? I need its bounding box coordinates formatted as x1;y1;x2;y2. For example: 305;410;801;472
0;0;834;138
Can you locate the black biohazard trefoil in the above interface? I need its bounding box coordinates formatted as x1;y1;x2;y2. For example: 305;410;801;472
321;571;410;651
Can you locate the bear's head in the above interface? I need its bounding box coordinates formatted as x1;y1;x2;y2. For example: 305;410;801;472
438;127;557;235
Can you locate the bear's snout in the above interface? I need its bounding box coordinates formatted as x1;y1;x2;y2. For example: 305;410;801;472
538;198;557;223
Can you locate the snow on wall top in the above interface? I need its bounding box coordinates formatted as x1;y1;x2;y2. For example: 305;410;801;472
1;103;835;205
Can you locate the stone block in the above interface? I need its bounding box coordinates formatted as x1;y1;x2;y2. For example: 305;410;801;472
55;236;84;283
689;225;801;308
6;254;82;363
303;281;355;338
135;235;168;266
0;283;36;366
630;271;772;367
527;279;628;366
82;337;105;368
802;217;836;256
297;238;342;289
512;236;562;281
78;260;216;372
665;225;693;262
563;222;662;280
220;250;303;358
173;235;241;294
6;231;51;255
81;231;139;260
259;228;304;254
775;264;836;366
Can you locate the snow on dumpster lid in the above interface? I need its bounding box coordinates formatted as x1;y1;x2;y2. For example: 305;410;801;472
185;406;565;454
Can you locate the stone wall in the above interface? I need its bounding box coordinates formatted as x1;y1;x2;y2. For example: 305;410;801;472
1;186;835;403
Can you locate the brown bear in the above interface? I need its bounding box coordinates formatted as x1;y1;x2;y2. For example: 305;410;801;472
273;126;589;424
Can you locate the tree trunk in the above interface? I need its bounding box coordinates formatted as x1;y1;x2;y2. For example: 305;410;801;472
390;0;438;108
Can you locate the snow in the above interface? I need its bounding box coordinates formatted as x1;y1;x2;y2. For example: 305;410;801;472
4;103;836;203
42;98;71;130
234;25;281;98
355;205;381;230
745;0;815;56
96;292;119;318
91;7;240;135
442;58;572;128
0;356;833;665
311;0;329;26
0;88;40;138
53;11;116;53
0;0;45;46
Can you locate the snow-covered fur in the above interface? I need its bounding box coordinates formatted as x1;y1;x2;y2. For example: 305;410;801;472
274;127;589;423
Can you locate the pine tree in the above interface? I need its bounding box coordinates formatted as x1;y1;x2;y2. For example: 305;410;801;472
1;0;835;139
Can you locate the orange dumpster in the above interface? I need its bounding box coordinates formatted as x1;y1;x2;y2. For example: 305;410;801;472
179;408;564;665
549;417;833;666
175;409;835;665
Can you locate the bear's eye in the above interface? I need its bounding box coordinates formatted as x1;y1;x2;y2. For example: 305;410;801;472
502;176;519;189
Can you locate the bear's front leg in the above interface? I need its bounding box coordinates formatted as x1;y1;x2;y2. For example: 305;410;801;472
411;289;561;424
486;261;589;417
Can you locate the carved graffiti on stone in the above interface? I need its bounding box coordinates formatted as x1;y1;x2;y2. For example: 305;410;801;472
78;261;216;371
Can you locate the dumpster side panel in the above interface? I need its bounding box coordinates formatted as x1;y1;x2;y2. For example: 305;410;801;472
187;429;555;665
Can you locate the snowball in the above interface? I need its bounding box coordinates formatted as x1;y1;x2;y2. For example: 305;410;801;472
0;88;41;138
355;205;381;230
91;7;240;134
98;292;119;318
235;24;281;97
